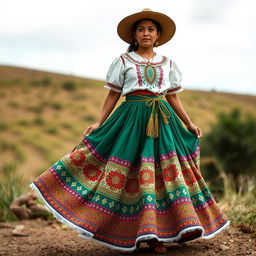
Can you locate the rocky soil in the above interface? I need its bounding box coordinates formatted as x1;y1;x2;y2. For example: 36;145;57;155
0;219;255;256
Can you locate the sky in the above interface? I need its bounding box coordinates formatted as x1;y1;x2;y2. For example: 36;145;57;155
0;0;256;95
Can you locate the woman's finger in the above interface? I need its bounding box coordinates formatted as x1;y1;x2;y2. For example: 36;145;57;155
87;129;92;135
83;127;90;136
197;128;202;138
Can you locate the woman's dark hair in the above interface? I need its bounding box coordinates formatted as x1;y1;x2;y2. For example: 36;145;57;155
127;19;161;52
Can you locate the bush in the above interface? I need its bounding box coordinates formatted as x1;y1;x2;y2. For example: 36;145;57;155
42;77;51;86
17;119;30;126
0;163;23;222
33;116;46;126
45;126;58;135
31;77;51;87
0;140;26;163
204;108;256;193
50;102;63;110
0;121;8;130
62;80;77;91
26;105;44;114
8;101;20;108
83;115;96;122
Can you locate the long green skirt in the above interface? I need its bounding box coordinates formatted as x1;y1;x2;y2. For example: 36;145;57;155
29;94;230;252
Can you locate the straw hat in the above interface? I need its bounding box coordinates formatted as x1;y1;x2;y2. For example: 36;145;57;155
117;8;176;46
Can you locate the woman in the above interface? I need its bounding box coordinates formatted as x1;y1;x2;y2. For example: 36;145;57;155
30;8;230;254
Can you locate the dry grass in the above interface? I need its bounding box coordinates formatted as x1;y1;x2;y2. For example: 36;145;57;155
0;64;255;186
0;65;256;224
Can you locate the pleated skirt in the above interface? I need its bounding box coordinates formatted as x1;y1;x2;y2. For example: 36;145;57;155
29;93;230;252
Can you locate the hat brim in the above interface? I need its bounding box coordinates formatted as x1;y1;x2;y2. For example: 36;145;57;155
117;10;176;46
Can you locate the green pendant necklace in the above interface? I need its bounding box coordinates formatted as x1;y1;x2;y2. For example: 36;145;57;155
145;62;156;84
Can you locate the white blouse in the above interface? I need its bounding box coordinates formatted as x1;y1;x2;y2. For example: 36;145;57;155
104;51;183;96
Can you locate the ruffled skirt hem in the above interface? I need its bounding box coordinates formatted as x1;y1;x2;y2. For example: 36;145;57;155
29;182;230;252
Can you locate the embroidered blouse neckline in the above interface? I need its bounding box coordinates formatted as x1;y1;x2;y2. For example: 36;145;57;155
125;51;167;66
132;51;157;62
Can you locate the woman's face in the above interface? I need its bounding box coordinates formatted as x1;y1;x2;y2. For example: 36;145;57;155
134;19;160;49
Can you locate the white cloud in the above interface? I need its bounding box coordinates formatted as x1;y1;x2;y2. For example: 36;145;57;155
0;0;255;95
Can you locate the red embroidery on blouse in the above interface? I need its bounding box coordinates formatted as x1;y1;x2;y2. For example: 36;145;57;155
135;64;143;87
170;59;173;68
166;86;182;94
107;82;122;90
120;55;125;65
158;66;163;89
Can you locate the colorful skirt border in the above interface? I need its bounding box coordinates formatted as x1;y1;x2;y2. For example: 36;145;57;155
29;182;230;252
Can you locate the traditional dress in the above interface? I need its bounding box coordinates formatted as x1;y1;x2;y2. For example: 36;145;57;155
29;51;230;252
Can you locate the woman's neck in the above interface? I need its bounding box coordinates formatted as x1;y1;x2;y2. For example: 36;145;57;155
135;48;156;60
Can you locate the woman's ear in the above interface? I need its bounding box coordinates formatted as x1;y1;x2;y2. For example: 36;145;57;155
157;31;160;40
133;32;137;40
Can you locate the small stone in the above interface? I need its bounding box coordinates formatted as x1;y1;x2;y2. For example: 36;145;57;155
220;244;229;251
50;223;60;229
12;225;29;236
227;229;237;235
0;223;12;229
14;225;25;231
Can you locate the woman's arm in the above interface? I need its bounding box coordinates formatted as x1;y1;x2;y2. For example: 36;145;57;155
165;94;202;138
83;90;121;136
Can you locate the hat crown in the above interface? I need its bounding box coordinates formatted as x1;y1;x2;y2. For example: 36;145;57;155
141;8;152;12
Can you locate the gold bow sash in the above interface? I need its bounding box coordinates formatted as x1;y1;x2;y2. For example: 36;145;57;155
126;95;171;138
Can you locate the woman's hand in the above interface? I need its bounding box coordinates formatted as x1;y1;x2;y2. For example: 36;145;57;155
83;122;101;137
186;123;203;138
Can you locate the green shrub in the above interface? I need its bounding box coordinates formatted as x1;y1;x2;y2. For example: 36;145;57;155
26;105;44;114
203;108;256;193
83;115;96;122
0;163;23;222
72;93;88;101
17;119;30;126
50;101;63;110
8;101;20;108
10;78;21;84
31;77;51;87
0;140;26;163
42;77;51;86
61;122;72;130
45;126;58;135
0;121;8;130
33;116;46;125
62;80;77;91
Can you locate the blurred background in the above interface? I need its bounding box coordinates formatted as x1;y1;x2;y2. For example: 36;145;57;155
0;0;255;227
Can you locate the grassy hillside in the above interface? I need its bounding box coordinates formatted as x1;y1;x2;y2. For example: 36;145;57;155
0;64;256;185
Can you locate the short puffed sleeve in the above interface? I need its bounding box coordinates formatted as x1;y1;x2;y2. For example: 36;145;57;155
104;56;125;93
165;60;184;95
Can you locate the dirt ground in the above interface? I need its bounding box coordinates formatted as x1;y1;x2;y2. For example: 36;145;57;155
0;219;255;256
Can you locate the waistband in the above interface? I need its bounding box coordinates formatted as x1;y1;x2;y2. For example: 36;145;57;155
127;90;163;96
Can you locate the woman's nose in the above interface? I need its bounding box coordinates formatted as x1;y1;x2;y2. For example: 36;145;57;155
143;29;149;35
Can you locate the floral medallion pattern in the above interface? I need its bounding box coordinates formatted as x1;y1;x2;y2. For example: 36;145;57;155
83;164;102;182
139;169;154;186
106;171;125;190
162;164;179;182
69;150;86;167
